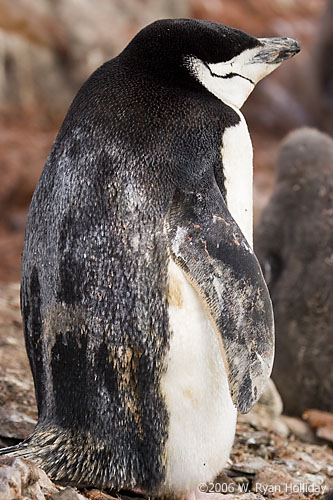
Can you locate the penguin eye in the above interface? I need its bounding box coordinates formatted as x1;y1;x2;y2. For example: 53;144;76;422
202;61;255;86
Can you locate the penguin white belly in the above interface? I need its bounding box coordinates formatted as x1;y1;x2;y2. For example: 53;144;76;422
221;108;253;247
160;259;237;495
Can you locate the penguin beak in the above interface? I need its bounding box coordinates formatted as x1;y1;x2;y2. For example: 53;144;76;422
253;37;301;64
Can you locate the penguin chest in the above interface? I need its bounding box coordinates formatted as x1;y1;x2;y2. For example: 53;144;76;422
160;259;237;495
221;109;253;246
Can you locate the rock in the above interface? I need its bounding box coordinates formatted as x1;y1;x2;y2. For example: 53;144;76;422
0;462;21;500
276;452;323;475
238;380;290;438
294;451;323;474
233;417;333;496
243;431;271;448
0;0;190;120
0;456;57;500
0;282;37;441
36;466;58;496
0;406;36;439
257;379;283;418
239;404;289;438
302;0;333;136
51;486;86;500
303;409;333;443
252;464;301;498
213;470;238;490
231;456;268;476
281;415;318;443
53;0;190;87
0;0;72;120
82;490;118;500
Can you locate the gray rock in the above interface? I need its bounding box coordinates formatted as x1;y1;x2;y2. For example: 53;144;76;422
257;378;283;418
51;486;86;500
281;415;318;443
0;463;22;500
231;456;268;475
0;406;36;439
0;456;57;500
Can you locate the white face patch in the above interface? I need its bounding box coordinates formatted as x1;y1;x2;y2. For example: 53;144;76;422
187;46;281;109
184;45;282;247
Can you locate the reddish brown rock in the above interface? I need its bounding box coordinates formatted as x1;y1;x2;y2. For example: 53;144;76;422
303;409;333;443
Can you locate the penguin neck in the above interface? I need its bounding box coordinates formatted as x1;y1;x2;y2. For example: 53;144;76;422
221;103;253;247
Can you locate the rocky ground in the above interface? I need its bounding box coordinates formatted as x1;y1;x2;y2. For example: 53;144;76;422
0;283;332;500
0;2;332;499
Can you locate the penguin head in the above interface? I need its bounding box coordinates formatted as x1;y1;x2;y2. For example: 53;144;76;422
122;19;300;109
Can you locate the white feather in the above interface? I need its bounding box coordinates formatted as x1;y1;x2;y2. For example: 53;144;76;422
221;107;253;246
187;47;281;109
160;260;237;496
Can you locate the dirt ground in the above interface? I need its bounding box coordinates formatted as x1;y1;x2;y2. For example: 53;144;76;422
0;283;332;500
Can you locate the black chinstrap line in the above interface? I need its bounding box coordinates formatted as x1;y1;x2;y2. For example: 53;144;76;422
204;61;254;85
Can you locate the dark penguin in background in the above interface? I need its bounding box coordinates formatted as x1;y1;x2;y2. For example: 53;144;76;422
0;19;299;498
255;128;333;417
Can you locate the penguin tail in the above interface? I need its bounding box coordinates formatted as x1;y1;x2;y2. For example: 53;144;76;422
2;427;111;487
0;439;36;460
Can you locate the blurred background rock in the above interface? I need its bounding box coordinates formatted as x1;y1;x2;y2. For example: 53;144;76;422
0;0;331;281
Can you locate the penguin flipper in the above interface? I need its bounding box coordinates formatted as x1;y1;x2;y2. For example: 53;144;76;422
166;186;274;414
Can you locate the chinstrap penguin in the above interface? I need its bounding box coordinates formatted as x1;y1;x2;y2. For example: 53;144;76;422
255;127;333;417
0;19;300;499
